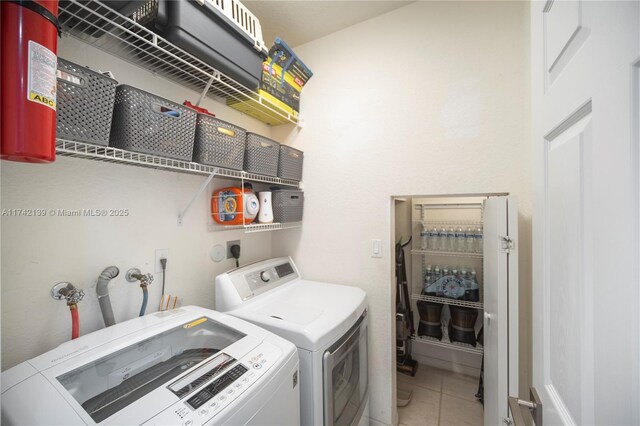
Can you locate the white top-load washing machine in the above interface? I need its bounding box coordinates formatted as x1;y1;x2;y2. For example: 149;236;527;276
215;257;368;426
1;306;300;426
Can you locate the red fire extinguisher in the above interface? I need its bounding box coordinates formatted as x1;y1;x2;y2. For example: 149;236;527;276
1;0;60;163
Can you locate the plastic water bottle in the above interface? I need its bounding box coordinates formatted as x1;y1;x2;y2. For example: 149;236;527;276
468;270;480;301
438;228;447;251
455;227;465;252
431;266;441;295
428;227;438;250
475;227;483;253
420;225;428;250
423;266;433;292
446;228;456;251
465;227;474;252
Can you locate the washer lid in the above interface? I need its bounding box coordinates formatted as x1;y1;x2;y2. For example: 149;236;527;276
228;279;367;351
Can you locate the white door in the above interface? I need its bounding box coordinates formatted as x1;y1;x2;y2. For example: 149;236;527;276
529;1;640;425
483;196;519;425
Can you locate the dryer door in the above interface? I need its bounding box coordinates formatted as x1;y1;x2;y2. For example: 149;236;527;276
323;311;368;426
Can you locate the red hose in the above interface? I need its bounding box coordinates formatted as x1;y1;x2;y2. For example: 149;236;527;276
70;304;79;339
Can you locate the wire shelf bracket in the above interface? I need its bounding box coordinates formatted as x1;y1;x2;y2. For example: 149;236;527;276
177;169;218;226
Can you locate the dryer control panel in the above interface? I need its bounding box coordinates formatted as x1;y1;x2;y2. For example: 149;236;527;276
245;262;295;291
219;257;300;304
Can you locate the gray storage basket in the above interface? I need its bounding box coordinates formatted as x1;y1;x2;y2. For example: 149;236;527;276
244;133;280;177
193;115;246;169
273;190;304;223
56;58;117;146
278;145;304;181
109;85;196;160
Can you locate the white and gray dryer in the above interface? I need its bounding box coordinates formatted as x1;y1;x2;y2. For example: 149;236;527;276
216;257;369;426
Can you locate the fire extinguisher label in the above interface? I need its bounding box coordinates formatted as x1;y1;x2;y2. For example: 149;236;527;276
27;40;57;110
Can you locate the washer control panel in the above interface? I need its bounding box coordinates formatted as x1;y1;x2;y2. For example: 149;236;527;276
146;344;280;426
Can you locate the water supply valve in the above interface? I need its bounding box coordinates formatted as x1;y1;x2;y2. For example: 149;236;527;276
126;268;154;287
51;282;85;306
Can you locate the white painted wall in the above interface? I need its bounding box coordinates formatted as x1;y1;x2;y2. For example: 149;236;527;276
0;37;285;370
271;2;532;425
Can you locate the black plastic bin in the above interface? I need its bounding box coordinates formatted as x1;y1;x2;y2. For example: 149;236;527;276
109;85;197;161
272;190;304;223
193;115;246;169
56;58;117;146
110;0;266;89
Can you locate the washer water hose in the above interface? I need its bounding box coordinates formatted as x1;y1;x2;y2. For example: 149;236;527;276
140;286;149;316
70;304;80;339
126;268;154;317
96;266;120;327
51;282;85;340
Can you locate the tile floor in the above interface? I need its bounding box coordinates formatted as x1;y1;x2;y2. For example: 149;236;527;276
397;365;483;426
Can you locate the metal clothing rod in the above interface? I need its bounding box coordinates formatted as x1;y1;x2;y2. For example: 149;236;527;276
177;169;218;226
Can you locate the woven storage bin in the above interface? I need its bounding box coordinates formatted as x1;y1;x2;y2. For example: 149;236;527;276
193;116;246;169
273;190;304;223
244;133;280;176
278;145;304;181
56;58;117;146
109;85;196;160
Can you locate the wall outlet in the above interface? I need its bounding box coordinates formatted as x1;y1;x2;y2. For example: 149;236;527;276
227;240;240;259
155;249;169;273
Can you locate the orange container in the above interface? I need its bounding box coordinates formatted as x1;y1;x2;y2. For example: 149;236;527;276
211;187;259;225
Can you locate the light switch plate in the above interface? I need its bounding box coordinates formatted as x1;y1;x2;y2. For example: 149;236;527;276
371;239;382;258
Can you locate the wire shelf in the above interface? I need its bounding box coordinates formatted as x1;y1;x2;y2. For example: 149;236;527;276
411;249;483;259
56;139;300;187
414;220;483;227
58;0;297;126
411;294;483;309
414;203;483;210
208;222;302;233
411;335;483;355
